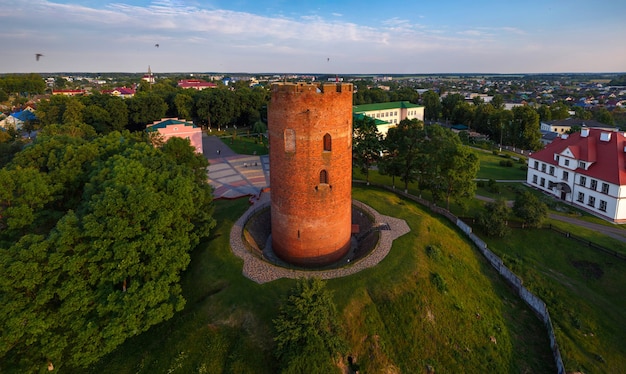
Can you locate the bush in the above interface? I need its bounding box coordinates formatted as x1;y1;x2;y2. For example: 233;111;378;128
426;245;443;261
499;160;514;167
519;165;528;171
430;272;448;293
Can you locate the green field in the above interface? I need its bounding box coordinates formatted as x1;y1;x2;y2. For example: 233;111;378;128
90;186;556;373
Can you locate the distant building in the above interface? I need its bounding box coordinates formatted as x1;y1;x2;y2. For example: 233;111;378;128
101;87;136;98
527;128;626;223
52;89;85;96
146;118;203;154
142;66;155;84
541;118;616;134
177;79;217;90
353;101;424;137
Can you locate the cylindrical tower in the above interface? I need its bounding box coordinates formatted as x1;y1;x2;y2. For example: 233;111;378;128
268;82;353;267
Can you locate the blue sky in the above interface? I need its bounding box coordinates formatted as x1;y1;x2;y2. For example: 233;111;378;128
1;0;625;74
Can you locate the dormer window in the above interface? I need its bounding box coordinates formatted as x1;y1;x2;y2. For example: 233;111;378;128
578;161;585;169
564;159;570;166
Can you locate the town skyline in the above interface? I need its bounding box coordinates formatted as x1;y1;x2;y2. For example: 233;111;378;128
2;0;625;75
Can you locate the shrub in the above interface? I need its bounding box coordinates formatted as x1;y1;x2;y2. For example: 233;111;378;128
430;272;448;293
499;160;514;167
426;245;443;261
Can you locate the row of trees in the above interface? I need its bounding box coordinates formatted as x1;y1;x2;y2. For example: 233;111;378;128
0;74;47;99
34;85;269;134
477;191;549;237
0;124;216;372
353;117;480;210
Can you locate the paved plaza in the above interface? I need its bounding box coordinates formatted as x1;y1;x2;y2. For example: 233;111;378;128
203;134;270;199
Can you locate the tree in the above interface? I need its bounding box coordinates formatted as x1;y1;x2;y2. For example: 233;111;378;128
511;106;542;151
83;104;111;133
62;98;85;125
425;125;480;210
384;119;426;192
127;92;168;130
477;198;510;237
352;115;383;184
491;94;504;110
441;93;465;124
422;90;441;122
513;190;548;228
273;278;344;373
0;129;215;372
594;107;614;126
174;92;194;120
550;101;570;120
106;98;129;132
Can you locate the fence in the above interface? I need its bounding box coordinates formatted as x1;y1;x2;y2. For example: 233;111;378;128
356;182;566;374
545;224;626;261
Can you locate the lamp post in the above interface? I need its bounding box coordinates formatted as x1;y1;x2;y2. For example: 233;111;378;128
499;119;503;152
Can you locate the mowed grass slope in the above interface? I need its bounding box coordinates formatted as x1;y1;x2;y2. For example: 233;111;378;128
484;227;626;373
92;186;554;373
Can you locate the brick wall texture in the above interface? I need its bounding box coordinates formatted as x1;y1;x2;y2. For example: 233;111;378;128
268;82;354;266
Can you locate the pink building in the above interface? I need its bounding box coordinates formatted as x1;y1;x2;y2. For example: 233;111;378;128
146;118;203;154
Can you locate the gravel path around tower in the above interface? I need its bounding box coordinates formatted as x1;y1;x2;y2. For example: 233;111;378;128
229;194;411;284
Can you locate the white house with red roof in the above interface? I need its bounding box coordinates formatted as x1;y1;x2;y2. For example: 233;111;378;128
526;128;626;223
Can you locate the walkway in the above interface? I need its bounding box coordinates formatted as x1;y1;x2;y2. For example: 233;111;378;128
203;134;270;199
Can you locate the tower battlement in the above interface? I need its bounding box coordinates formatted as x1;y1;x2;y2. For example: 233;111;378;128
271;82;353;94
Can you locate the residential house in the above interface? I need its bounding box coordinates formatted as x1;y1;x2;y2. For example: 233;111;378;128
526;128;626;223
540;118;615;134
0;108;37;130
102;87;136;98
353;101;424;137
146;118;203;154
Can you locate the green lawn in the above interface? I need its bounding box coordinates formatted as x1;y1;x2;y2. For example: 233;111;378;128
90;187;555;373
475;151;528;180
483;227;626;373
220;134;268;155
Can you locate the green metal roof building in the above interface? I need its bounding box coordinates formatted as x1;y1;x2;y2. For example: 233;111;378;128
352;101;424;136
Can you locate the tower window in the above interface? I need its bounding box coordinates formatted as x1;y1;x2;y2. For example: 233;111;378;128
284;129;295;152
320;169;328;184
323;133;332;151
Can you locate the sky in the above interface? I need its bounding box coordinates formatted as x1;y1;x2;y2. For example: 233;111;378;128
1;0;625;74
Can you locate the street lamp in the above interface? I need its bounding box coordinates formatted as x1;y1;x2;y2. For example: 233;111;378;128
499;120;504;152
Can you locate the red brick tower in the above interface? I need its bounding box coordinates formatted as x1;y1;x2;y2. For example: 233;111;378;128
268;82;353;266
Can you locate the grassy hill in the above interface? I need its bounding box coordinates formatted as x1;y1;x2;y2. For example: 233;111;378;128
91;186;554;373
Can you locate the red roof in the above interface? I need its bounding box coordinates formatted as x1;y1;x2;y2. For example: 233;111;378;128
177;79;216;89
531;129;626;185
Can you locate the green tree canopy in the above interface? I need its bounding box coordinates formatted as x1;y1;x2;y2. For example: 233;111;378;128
0;127;215;372
513;190;548;228
477;198;511;237
425;125;480;210
273;278;344;373
384;119;426;192
422;90;441;122
352;115;383;184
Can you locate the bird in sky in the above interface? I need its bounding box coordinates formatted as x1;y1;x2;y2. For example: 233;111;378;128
155;44;159;48
35;53;43;61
